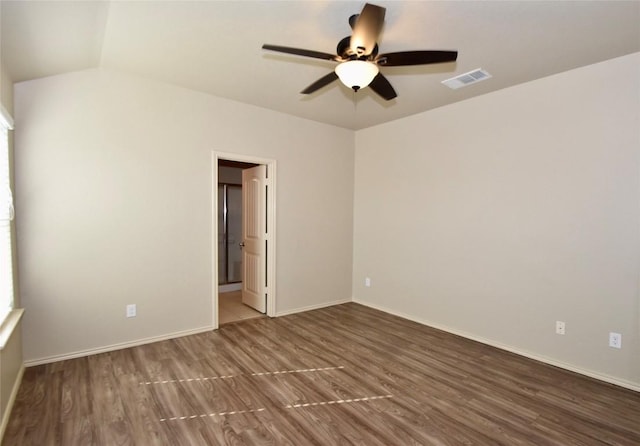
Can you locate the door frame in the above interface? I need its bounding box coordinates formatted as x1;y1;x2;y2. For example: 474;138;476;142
211;151;277;329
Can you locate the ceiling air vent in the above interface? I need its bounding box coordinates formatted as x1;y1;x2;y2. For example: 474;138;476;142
442;69;492;90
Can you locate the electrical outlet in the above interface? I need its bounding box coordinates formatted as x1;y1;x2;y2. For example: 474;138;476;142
555;321;565;335
126;304;137;318
365;277;371;287
609;332;622;349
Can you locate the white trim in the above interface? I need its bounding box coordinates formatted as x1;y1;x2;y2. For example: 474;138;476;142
24;326;213;367
0;309;24;350
0;104;12;131
265;162;277;318
0;364;24;442
211;152;277;330
276;298;352;317
211;154;219;329
353;299;640;393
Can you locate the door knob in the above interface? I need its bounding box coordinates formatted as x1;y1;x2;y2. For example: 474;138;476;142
239;242;245;248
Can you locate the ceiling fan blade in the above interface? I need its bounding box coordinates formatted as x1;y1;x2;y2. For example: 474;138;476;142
301;71;339;94
350;3;385;56
262;44;339;61
369;73;397;100
377;50;458;67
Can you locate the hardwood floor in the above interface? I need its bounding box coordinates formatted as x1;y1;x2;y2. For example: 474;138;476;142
4;303;639;445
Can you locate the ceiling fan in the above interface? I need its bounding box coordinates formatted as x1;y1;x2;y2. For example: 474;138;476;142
262;3;458;100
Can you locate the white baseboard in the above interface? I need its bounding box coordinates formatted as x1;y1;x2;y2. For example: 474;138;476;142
276;298;351;317
353;299;640;393
22;299;639;392
24;326;214;367
0;364;25;443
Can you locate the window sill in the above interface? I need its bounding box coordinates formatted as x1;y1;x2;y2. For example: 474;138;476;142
0;308;24;350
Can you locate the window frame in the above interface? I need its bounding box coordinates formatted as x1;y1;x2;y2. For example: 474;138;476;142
0;103;15;326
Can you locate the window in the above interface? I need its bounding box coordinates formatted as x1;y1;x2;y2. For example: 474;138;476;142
0;104;14;324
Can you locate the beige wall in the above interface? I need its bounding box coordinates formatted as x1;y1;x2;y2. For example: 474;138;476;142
11;50;640;390
353;53;640;388
1;66;12;116
14;68;354;362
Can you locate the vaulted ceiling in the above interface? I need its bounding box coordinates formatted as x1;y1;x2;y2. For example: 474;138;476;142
1;1;638;130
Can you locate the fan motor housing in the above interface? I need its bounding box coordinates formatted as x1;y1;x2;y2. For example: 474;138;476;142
337;36;378;60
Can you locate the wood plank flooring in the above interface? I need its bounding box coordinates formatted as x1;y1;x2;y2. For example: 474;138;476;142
4;303;639;445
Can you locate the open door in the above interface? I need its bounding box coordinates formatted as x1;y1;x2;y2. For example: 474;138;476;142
241;165;267;313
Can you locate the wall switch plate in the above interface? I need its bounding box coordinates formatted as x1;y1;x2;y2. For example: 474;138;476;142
609;332;622;349
365;277;371;287
555;321;565;335
126;304;137;318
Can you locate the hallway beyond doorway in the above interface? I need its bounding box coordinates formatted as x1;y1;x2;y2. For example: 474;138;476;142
219;291;264;325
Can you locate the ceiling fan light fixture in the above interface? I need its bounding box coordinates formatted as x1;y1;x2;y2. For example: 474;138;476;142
335;60;379;91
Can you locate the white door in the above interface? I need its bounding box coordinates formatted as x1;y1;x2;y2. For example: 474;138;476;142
241;165;267;313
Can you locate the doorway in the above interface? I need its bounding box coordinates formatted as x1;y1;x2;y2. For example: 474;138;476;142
218;182;242;292
212;153;277;329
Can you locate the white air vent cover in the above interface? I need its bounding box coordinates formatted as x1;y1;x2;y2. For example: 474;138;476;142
442;69;492;89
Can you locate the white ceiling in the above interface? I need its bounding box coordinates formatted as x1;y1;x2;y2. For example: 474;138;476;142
1;1;639;130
